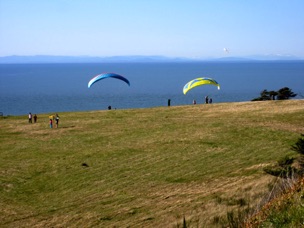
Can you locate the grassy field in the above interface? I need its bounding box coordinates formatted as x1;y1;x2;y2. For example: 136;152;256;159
1;100;303;227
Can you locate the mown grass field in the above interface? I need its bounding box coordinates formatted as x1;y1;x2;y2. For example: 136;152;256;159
1;100;303;227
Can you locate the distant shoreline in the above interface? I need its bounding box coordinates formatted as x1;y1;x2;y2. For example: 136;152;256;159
1;55;303;64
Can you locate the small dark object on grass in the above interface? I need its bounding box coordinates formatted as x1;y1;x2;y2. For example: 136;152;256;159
82;163;89;167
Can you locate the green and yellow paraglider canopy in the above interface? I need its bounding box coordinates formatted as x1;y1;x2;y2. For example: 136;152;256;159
183;77;220;95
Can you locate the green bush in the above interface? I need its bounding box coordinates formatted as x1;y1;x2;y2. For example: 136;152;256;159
252;87;297;101
263;156;296;178
291;134;304;155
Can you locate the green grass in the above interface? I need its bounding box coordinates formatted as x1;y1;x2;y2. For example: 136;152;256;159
1;100;303;227
246;177;304;227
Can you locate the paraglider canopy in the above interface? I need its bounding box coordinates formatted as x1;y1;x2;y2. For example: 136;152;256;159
88;73;130;88
183;77;220;95
223;48;229;53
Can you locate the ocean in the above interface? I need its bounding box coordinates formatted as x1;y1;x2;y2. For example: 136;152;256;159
0;61;303;116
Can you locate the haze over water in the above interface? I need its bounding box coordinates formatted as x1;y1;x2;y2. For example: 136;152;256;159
0;61;303;116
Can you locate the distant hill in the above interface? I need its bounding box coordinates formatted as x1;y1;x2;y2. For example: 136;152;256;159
0;55;192;64
0;55;302;64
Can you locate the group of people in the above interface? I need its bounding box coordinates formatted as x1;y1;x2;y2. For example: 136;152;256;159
28;112;60;128
192;96;213;105
49;114;60;128
28;112;37;123
205;96;213;104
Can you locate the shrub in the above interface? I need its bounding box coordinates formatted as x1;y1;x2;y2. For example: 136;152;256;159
291;134;304;155
252;87;297;101
263;156;296;178
277;87;297;100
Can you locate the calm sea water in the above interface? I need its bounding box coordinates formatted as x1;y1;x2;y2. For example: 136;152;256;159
0;61;303;116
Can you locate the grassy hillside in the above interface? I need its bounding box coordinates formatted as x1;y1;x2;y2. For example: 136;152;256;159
1;100;303;227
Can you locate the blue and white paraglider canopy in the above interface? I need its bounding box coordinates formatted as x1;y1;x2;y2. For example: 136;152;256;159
88;73;130;88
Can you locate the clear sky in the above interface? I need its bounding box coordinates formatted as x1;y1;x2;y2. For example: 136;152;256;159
0;0;303;58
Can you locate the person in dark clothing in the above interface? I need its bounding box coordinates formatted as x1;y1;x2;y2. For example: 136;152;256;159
55;114;60;128
34;114;37;123
205;96;209;104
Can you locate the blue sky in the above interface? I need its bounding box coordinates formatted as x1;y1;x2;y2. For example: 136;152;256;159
0;0;303;58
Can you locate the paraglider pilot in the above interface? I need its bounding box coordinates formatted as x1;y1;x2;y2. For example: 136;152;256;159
205;96;209;104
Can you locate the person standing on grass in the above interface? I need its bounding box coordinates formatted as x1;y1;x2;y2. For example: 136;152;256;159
28;112;32;123
55;114;60;128
50;118;53;128
34;114;37;123
205;96;209;104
